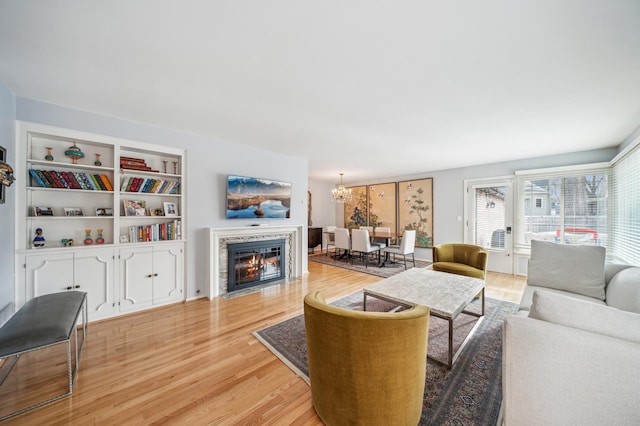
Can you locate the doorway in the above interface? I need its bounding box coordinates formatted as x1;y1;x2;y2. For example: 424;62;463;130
464;178;513;274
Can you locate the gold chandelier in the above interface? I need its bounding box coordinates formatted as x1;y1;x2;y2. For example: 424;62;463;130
331;173;352;203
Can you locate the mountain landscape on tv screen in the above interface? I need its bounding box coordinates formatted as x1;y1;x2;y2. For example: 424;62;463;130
227;176;291;219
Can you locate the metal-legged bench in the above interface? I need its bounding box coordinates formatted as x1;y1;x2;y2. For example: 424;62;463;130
0;291;87;420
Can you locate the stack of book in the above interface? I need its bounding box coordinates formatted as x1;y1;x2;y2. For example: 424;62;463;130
120;177;180;194
120;156;159;172
29;169;113;191
127;220;182;243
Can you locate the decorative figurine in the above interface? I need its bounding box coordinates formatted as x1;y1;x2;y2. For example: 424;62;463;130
33;228;45;247
61;239;74;247
162;160;168;174
95;229;105;244
94;153;102;166
44;147;54;161
173;161;178;174
64;141;85;164
84;229;94;245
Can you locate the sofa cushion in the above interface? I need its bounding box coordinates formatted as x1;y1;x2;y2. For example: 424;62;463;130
606;267;640;313
527;240;606;300
529;290;640;344
518;285;606;312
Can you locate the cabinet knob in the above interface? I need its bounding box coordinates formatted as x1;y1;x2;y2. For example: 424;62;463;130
146;274;153;278
153;273;158;277
66;286;73;290
75;285;80;289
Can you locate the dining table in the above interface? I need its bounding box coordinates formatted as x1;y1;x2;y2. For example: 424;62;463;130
323;229;401;266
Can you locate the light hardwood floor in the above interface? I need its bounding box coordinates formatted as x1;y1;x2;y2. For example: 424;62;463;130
3;261;526;425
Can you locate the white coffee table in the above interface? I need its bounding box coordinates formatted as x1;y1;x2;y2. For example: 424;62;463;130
363;268;485;368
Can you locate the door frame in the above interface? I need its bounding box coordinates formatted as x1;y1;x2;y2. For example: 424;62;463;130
463;176;514;274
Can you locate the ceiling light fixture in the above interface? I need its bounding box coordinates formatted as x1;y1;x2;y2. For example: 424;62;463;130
331;173;352;203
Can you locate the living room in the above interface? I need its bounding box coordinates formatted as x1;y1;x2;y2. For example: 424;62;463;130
1;2;640;424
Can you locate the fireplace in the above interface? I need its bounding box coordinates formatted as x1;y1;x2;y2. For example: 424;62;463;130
227;239;286;292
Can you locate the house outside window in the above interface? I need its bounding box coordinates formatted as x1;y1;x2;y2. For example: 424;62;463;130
515;164;610;249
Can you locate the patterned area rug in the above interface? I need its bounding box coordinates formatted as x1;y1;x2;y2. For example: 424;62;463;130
253;291;518;425
308;252;431;278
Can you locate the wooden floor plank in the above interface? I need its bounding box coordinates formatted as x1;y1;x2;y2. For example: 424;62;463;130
1;261;525;425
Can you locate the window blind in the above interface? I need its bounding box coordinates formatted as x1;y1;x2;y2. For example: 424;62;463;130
611;143;640;265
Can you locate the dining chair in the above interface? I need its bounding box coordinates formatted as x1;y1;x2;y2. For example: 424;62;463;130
383;229;417;269
325;225;337;256
351;229;385;268
333;228;351;262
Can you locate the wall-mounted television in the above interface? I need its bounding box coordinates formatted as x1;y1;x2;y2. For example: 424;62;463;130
226;175;291;219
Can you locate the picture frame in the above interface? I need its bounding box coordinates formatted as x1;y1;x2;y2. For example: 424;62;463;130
343;185;367;229
163;201;178;217
64;207;84;217
150;208;165;217
368;182;397;231
34;206;54;216
398;178;434;248
123;200;147;216
120;235;130;243
0;146;6;204
96;207;113;216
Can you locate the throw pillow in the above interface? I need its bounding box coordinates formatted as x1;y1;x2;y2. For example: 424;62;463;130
529;290;640;344
527;239;606;300
606;267;640;314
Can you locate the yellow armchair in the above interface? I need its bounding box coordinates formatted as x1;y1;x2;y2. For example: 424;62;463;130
432;243;488;279
303;291;429;426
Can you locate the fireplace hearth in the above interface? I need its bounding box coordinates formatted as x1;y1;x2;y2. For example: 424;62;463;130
227;239;286;292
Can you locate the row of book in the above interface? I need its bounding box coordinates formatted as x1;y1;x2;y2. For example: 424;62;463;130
120;156;159;172
30;169;113;191
121;176;180;194
127;220;182;243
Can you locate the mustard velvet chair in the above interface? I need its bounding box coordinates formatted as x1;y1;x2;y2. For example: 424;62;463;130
432;243;488;279
303;291;430;426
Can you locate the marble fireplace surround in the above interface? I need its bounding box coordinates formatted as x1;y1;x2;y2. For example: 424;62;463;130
208;225;304;299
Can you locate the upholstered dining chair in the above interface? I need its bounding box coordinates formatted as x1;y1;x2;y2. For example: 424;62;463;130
333;228;351;262
383;229;416;269
325;225;337;256
304;290;430;426
432;243;488;279
351;229;385;268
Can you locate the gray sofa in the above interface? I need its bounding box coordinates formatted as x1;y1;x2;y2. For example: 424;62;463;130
502;240;640;425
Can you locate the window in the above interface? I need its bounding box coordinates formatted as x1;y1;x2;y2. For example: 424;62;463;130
515;164;610;249
611;142;640;265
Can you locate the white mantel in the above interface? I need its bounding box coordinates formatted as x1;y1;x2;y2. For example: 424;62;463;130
207;225;304;299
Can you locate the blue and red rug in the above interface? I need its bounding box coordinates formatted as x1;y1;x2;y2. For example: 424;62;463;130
253;291;518;425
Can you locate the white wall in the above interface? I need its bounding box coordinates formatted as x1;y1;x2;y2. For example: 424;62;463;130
339;147;618;261
15;98;309;299
0;82;16;321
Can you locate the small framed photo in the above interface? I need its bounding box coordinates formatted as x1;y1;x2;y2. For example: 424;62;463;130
34;206;54;216
64;207;84;217
123;200;147;216
120;235;130;243
96;207;113;216
163;202;178;217
150;208;165;217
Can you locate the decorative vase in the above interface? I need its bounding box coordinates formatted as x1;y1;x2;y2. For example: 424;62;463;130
96;229;105;244
162;160;168;174
44;147;54;162
84;229;94;245
94;153;102;166
65;142;85;164
33;227;45;247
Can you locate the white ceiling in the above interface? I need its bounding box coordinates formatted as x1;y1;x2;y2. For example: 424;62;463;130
1;1;640;183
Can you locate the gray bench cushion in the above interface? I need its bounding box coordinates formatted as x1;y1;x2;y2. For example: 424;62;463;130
0;291;86;358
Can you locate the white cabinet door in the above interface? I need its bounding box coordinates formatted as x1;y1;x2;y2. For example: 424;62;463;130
25;253;75;300
152;243;183;305
24;249;115;321
119;247;154;312
74;248;116;320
